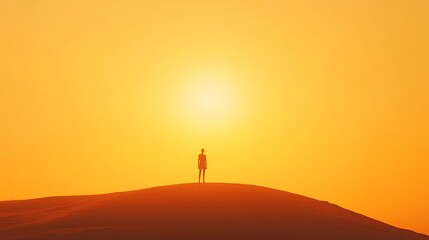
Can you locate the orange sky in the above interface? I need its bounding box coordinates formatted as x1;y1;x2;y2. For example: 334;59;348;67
1;0;428;235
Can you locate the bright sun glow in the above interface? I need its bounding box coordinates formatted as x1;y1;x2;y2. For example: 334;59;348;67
180;73;236;126
194;84;228;117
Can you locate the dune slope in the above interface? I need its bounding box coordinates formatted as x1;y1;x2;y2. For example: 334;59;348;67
0;183;427;240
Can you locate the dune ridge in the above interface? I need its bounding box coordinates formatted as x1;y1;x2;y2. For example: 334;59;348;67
0;183;427;240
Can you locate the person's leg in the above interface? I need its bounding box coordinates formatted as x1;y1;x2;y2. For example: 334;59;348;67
203;169;206;183
198;169;201;183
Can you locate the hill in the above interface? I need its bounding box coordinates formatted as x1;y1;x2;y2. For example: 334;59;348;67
0;183;427;240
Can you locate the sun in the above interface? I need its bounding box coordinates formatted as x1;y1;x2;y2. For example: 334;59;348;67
194;83;228;117
180;73;235;125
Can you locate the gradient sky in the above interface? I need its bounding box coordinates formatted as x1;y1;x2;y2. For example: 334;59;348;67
1;0;428;235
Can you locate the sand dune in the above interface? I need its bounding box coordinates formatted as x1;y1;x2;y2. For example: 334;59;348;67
0;183;427;240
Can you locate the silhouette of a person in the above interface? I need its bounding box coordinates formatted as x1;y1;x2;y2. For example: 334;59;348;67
198;148;207;183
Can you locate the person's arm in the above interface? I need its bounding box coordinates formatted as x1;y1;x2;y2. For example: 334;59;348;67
197;155;200;169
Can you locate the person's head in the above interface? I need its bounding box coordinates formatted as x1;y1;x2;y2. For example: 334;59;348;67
201;148;205;153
